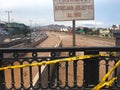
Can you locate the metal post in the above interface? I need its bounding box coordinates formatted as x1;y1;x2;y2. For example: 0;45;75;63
0;52;5;90
5;11;12;23
29;20;32;42
113;30;120;86
84;50;99;88
72;20;76;46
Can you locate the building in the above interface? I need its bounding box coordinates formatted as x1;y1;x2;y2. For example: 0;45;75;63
99;28;112;38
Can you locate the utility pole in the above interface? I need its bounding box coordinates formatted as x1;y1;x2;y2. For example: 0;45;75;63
5;11;12;23
30;20;32;28
29;20;32;42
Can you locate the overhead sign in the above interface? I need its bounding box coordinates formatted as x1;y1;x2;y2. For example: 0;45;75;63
53;0;94;21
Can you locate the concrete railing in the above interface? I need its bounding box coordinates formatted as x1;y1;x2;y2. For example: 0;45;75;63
25;35;48;48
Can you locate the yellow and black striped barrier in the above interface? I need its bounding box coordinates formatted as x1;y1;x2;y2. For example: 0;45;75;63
92;60;120;90
92;52;119;90
1;52;113;71
0;54;101;71
0;52;119;90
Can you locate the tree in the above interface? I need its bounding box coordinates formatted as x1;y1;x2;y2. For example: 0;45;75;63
112;24;117;29
83;27;92;34
8;23;30;38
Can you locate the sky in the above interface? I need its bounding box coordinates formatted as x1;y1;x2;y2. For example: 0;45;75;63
0;0;120;28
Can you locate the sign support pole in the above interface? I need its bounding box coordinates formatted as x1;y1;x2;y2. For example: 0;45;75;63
73;20;76;46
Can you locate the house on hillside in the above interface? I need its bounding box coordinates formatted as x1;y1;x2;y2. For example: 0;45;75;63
60;28;68;32
99;28;112;38
112;24;120;30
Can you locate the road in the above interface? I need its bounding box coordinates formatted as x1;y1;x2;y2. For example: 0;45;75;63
53;32;115;47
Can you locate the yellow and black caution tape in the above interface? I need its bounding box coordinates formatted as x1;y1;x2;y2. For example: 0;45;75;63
0;54;101;71
92;60;120;90
107;51;115;56
92;77;117;90
1;53;119;90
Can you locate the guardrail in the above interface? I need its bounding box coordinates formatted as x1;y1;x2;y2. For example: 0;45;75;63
0;47;120;90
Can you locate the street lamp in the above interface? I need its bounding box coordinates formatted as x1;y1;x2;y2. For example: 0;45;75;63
5;11;12;23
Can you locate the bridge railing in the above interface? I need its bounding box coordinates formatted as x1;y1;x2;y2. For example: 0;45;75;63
0;47;120;90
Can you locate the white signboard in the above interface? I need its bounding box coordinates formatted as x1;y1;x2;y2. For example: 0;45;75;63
53;0;94;21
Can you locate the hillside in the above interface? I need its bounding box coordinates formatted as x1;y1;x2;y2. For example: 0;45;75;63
39;24;71;31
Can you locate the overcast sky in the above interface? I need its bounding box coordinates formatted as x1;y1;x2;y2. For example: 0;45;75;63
0;0;120;28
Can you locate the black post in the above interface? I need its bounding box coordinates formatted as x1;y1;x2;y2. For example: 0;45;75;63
84;50;99;88
0;51;5;90
113;30;120;85
113;30;120;46
72;20;76;46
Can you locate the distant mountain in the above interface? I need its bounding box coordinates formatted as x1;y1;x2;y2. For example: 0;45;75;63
39;24;70;31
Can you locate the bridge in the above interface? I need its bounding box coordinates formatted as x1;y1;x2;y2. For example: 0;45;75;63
0;31;120;90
